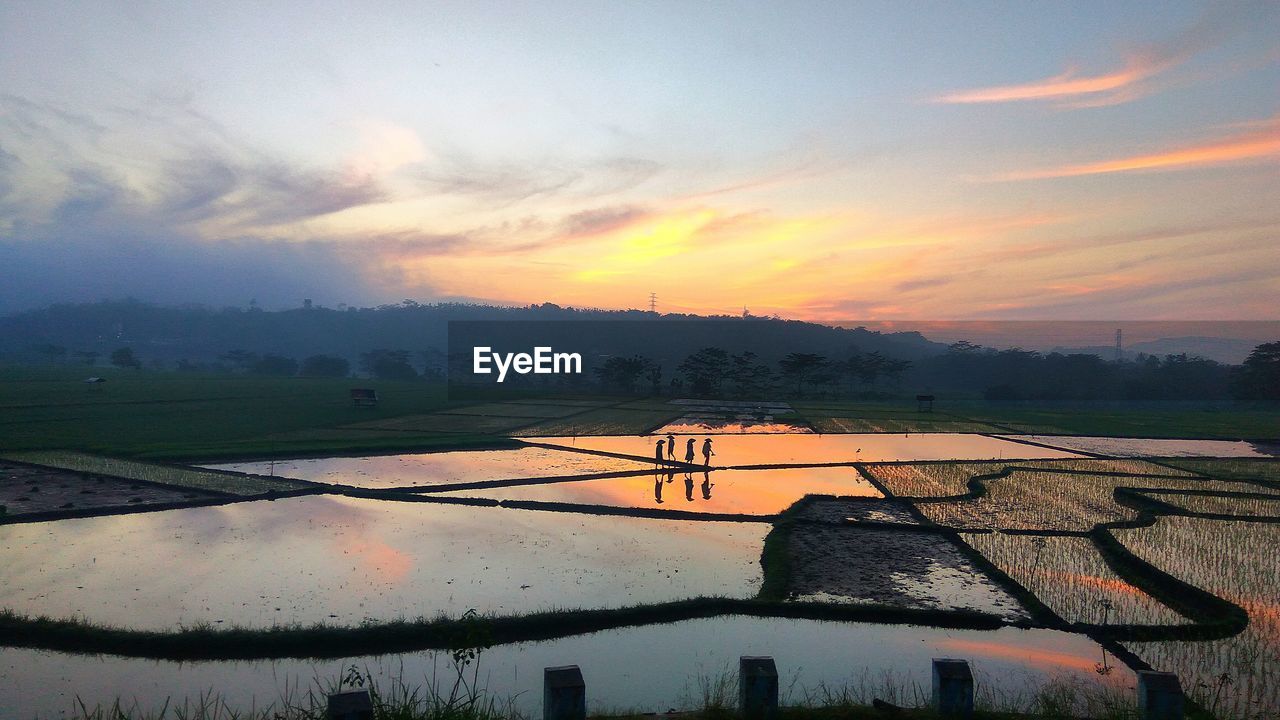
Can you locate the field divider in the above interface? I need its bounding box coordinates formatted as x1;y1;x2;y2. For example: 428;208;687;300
0;598;1010;661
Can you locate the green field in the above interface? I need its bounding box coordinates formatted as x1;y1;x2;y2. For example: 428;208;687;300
2;366;1275;463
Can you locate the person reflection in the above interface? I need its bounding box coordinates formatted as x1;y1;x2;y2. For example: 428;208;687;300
701;470;714;500
666;468;675;483
684;472;694;501
653;471;664;504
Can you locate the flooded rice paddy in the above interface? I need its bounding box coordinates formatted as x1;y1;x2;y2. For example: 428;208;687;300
0;496;766;629
1118;517;1280;718
206;447;649;488
0;618;1135;719
438;466;879;515
994;435;1280;458
5;428;1280;717
533;433;1083;466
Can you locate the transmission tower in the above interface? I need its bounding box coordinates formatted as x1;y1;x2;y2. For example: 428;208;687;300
1115;329;1123;361
648;292;657;313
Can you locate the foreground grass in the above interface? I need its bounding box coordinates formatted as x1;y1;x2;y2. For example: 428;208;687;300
60;669;1177;720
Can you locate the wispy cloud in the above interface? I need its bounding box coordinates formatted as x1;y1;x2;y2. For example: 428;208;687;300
988;115;1280;181
932;4;1274;107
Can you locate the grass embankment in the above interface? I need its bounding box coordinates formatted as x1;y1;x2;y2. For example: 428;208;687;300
2;451;312;494
0;599;1003;661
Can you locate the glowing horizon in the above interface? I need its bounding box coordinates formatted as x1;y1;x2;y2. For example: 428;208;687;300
0;2;1277;320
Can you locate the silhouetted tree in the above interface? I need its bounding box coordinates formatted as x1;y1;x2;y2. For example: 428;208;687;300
1231;341;1280;401
110;346;140;369
300;354;350;378
251;354;299;376
594;355;655;394
360;349;417;380
779;352;828;396
219;349;258;373
678;347;731;397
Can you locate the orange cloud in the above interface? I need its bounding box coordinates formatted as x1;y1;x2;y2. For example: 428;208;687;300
934;60;1164;105
933;5;1269;107
991;115;1280;180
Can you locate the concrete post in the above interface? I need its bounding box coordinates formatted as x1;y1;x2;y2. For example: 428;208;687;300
739;656;779;720
327;689;373;720
931;658;974;717
544;665;586;720
1137;671;1184;720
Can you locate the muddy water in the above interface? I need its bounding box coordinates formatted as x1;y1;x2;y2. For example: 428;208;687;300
0;496;765;630
534;433;1083;466
0;618;1134;718
205;446;649;488
439;466;880;515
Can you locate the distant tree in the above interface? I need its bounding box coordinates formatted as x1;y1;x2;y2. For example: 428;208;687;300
33;343;67;364
778;352;828;396
418;347;447;382
219;349;259;373
729;351;774;398
110;346;140;369
360;349;417;380
1231;341;1280;401
251;354;299;376
678;347;731;396
300;354;350;378
594;355;655;394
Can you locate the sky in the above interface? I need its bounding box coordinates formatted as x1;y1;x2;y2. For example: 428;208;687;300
0;1;1277;320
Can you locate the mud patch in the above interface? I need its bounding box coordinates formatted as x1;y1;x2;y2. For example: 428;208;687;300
786;520;1030;621
0;461;219;517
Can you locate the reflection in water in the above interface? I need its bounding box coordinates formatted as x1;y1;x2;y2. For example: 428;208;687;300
0;618;1135;718
0;496;767;630
684;473;694;502
534;433;1083;466
205;447;650;489
442;466;880;515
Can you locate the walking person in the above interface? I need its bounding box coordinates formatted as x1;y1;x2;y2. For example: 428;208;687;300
701;437;715;466
666;433;676;460
655;439;666;466
684;437;696;464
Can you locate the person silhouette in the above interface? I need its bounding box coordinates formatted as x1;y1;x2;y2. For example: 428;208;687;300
684;438;696;464
653;472;664;504
666;433;676;460
701;471;714;500
654;439;665;466
684;472;694;501
701;438;715;466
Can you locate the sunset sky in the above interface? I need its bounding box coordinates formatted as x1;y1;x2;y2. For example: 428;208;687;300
1;1;1277;319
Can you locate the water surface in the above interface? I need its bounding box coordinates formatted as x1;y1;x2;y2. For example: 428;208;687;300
206;447;648;488
0;617;1134;718
0;496;765;630
534;433;1083;466
439;466;879;515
